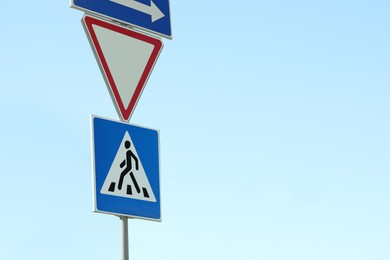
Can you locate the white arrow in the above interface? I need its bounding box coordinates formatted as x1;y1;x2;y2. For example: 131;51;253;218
109;0;165;22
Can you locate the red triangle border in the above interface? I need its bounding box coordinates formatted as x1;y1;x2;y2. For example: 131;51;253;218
83;15;163;121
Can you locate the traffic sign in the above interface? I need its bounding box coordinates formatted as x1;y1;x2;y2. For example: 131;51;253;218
91;115;161;221
82;15;163;122
71;0;172;39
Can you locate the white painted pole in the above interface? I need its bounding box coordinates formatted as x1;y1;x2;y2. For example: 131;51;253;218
120;216;129;260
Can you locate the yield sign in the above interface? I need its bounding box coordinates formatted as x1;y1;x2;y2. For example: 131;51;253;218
82;15;163;122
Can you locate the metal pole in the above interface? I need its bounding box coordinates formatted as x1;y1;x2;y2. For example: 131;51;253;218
120;216;129;260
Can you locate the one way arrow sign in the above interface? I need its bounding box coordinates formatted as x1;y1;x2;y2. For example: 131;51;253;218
71;0;172;39
109;0;165;22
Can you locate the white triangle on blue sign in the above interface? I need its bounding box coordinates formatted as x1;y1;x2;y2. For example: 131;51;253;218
100;131;156;202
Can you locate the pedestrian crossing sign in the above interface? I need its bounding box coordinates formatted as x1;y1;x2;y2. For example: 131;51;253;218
91;115;161;221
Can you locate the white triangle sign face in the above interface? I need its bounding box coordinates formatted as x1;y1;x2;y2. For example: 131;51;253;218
82;15;163;122
101;131;156;202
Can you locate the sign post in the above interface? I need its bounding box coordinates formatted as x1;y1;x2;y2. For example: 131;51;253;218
71;0;171;258
121;217;129;260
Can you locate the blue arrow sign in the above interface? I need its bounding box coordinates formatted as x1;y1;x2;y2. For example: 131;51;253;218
71;0;172;39
91;115;161;221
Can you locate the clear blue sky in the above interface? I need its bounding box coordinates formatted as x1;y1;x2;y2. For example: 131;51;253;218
1;1;389;259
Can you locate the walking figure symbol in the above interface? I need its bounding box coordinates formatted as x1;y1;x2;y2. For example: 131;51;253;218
118;140;140;192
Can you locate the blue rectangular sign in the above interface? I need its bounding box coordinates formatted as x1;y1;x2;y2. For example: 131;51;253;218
71;0;172;39
91;115;161;221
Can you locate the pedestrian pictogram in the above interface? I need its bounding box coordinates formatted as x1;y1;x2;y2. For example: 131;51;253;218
82;15;163;122
101;131;156;202
91;115;161;221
